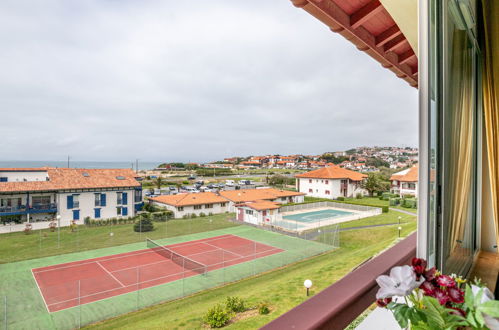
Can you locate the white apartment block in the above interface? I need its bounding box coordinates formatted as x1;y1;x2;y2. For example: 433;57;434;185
295;166;368;199
0;168;143;227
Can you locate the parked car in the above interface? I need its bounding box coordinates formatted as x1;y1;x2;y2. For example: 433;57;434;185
186;187;199;193
226;180;235;186
169;186;177;191
188;175;196;180
239;180;251;185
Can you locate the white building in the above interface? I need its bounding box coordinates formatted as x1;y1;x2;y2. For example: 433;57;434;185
0;168;143;227
235;200;281;226
295;166;367;199
390;165;418;197
149;192;229;218
219;188;305;212
149;188;305;217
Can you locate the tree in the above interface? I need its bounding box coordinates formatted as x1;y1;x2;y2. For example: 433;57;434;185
361;173;385;196
155;177;163;189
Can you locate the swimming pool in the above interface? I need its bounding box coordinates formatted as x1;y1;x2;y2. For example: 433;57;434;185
283;209;354;223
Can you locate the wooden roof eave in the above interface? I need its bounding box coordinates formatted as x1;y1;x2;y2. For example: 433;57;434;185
291;0;418;88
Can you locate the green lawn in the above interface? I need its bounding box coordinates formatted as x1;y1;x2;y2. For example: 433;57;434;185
0;213;238;264
84;222;417;329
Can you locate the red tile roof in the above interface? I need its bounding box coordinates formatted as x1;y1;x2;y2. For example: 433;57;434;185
220;188;304;203
390;165;418;182
241;200;281;211
150;192;227;207
0;168;140;193
295;165;367;181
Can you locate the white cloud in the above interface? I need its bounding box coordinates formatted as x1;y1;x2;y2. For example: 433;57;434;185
0;0;417;162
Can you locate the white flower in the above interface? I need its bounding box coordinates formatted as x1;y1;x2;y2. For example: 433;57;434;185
376;265;424;299
471;285;499;330
471;284;495;304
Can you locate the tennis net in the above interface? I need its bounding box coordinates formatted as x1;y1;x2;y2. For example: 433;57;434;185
146;238;207;275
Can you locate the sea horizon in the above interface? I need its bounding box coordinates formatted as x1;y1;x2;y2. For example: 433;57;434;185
0;160;161;170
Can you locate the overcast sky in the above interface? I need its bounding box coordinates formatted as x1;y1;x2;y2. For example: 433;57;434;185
0;0;417;163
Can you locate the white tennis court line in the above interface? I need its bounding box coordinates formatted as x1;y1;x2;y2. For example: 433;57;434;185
33;235;236;274
31;269;49;313
96;261;126;287
45;246;284;310
202;241;245;258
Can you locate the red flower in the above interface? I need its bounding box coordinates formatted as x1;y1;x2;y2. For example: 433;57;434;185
420;281;435;295
423;267;437;281
449;307;466;317
411;258;427;278
448;287;464;303
376;297;392;308
433;288;450;305
436;275;456;288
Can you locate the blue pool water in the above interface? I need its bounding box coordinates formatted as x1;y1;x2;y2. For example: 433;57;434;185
283;209;353;223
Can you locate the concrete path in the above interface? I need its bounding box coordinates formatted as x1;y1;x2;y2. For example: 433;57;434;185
389;208;417;216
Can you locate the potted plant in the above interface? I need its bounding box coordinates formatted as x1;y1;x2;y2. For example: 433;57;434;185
375;258;499;329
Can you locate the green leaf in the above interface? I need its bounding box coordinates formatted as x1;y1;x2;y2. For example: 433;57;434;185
475;308;486;327
391;305;410;329
478;300;499;317
474;288;484;307
466;312;478;327
465;284;475;309
422;296;446;329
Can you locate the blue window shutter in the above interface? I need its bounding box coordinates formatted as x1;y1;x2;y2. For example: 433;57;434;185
122;192;128;205
122;207;128;216
101;194;106;206
94;208;101;218
73;209;80;220
67;195;73;209
0;177;7;182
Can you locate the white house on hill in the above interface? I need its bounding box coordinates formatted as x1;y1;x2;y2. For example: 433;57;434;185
295;166;367;199
390;165;418;197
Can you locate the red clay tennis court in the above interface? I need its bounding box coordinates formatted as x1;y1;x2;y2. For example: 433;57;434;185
32;234;283;312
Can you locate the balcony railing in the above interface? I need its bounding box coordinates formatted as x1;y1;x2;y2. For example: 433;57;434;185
0;203;58;215
0;205;28;215
262;232;417;330
30;203;58;213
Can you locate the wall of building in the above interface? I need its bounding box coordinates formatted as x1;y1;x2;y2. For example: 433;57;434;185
58;188;136;223
299;178;366;198
151;201;229;218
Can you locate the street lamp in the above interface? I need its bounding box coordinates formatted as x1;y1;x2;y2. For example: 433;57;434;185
304;279;312;296
56;215;61;248
398;226;402;238
398;216;402;224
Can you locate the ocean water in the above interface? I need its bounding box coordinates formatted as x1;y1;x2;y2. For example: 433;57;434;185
0;160;161;170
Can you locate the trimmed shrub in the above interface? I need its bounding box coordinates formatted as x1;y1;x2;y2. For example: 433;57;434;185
182;214;189;219
336;196;345;201
258;302;270;315
381;206;389;213
389;197;400;206
208;212;213;216
190;213;197;218
84;216;91;226
355;193;363;199
204;304;231;328
225;296;245;313
133;218;154;232
199;212;206;217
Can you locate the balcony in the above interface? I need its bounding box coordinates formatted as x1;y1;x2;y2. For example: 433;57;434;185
0;205;28;216
29;203;58;214
262;232;417;330
0;203;57;216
